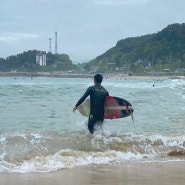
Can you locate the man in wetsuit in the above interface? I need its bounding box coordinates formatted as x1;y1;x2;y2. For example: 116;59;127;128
73;74;109;134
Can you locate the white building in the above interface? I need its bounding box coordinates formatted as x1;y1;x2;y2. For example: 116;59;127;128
36;51;46;66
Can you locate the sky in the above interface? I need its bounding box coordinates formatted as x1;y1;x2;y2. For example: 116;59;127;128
0;0;185;63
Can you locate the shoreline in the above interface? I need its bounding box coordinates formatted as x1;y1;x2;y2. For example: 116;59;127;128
0;72;94;78
1;161;185;185
0;71;185;79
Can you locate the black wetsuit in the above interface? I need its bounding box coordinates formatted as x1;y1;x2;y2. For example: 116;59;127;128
75;84;109;134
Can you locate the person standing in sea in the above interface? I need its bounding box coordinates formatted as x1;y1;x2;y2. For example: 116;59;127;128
73;74;109;134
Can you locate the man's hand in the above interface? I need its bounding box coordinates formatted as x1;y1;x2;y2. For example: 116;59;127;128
73;106;77;112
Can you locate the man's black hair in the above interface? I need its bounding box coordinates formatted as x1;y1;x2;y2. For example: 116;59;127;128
94;74;103;83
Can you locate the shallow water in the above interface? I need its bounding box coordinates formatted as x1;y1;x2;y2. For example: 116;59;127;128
0;76;185;173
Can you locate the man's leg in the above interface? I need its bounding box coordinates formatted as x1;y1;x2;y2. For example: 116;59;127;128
88;113;95;134
88;121;95;134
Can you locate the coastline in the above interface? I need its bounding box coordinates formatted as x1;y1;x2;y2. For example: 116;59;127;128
0;71;94;78
1;161;185;185
0;71;185;79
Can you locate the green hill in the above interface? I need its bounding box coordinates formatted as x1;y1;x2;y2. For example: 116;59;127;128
0;50;77;72
88;23;185;75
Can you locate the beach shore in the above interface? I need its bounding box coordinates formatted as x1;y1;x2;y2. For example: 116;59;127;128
0;71;185;80
1;161;185;185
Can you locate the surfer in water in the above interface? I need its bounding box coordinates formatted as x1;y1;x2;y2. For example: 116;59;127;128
73;74;109;134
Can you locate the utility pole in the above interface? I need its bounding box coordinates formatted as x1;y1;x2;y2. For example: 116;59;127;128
49;38;52;53
55;31;58;54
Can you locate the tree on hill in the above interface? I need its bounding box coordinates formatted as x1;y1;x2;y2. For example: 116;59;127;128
89;23;185;74
0;50;77;72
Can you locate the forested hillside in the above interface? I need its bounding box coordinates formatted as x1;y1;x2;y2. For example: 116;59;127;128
1;23;185;75
88;23;185;74
0;50;76;72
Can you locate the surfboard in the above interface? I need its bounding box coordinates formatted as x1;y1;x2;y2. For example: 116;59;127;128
78;96;134;120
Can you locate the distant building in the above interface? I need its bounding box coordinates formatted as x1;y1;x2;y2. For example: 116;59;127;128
36;51;46;66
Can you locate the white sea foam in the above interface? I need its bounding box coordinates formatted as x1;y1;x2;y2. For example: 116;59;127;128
0;149;147;173
1;132;185;173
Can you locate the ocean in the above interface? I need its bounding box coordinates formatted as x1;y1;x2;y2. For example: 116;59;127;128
0;76;185;173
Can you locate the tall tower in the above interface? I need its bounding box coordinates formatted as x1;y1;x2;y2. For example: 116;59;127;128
49;38;52;53
55;31;58;54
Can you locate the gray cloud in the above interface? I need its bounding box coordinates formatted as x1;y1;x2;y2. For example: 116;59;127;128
0;33;39;44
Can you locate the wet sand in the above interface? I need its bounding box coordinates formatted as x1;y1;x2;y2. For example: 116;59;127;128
1;161;185;185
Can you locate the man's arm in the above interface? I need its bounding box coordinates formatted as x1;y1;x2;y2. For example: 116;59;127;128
73;87;91;112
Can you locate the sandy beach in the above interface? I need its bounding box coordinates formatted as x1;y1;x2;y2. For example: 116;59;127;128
1;161;185;185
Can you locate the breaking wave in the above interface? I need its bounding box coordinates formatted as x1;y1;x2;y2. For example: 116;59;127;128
0;131;185;173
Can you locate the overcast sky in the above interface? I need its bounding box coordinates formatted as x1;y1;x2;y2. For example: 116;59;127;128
0;0;185;63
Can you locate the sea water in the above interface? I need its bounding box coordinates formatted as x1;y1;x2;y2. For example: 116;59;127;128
0;76;185;173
